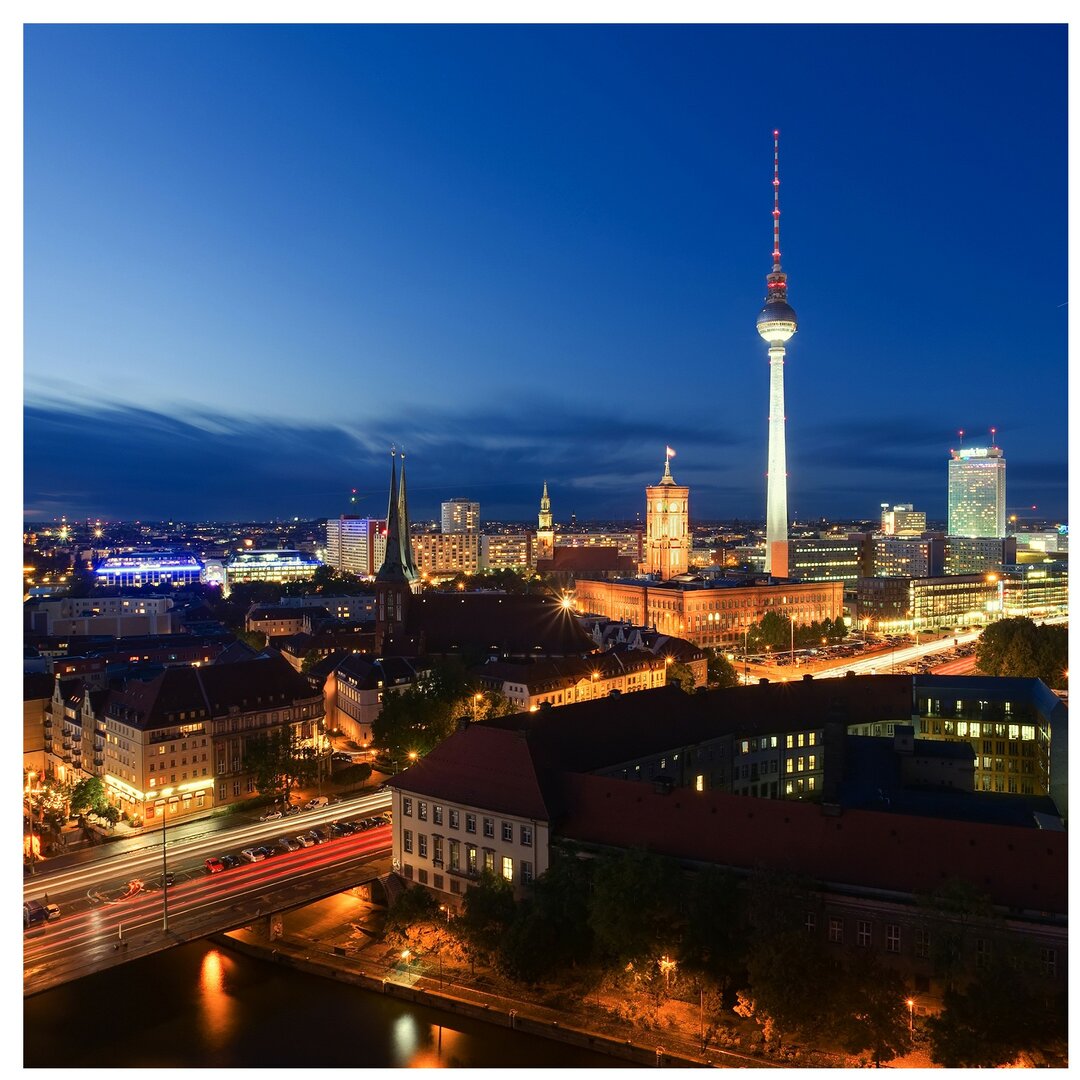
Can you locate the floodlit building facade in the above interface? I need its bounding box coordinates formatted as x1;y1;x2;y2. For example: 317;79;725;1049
573;576;843;649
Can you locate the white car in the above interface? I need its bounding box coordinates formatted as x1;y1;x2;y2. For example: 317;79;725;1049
295;834;314;848
260;809;283;822
240;847;266;863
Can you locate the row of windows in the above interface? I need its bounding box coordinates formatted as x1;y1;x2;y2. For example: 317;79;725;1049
401;831;536;886
813;916;1058;976
401;798;533;846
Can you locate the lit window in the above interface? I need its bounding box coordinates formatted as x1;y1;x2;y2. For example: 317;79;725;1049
403;830;413;854
402;797;412;817
501;855;513;882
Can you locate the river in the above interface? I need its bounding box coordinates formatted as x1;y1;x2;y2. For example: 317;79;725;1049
23;939;621;1068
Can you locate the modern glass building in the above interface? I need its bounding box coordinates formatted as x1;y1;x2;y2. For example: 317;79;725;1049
222;549;321;593
948;447;1006;538
93;551;204;587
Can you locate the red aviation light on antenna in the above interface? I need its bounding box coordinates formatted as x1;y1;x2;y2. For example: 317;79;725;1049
773;129;779;136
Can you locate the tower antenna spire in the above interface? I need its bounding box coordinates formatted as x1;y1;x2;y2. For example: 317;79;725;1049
959;429;964;448
772;129;782;270
990;426;997;447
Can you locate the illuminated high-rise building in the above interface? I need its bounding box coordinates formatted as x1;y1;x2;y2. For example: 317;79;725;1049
948;444;1006;538
441;498;480;534
756;130;798;577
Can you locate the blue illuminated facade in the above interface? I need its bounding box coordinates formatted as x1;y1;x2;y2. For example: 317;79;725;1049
94;551;204;587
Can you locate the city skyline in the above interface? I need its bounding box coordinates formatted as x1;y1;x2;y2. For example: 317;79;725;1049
24;24;1068;524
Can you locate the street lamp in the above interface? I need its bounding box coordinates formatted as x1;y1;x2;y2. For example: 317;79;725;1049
160;786;174;932
25;771;38;875
472;693;483;721
906;997;915;1035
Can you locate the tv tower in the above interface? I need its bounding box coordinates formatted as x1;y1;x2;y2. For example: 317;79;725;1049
756;129;798;577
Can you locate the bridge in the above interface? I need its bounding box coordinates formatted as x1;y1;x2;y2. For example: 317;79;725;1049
24;790;393;996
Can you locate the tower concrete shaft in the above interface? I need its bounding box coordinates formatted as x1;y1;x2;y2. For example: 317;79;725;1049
765;344;789;575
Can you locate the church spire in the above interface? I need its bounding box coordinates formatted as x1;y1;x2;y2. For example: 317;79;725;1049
376;446;419;585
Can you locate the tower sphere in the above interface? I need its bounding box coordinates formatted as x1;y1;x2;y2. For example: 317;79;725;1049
756;300;798;343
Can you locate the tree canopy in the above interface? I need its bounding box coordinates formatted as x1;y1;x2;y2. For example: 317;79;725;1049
243;729;319;803
975;618;1068;688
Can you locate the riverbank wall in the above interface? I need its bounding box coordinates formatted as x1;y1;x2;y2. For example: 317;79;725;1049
216;929;749;1068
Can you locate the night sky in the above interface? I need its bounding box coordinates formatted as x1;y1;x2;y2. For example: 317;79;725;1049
23;23;1068;525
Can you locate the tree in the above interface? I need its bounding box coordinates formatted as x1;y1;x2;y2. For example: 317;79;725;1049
498;848;595;981
243;730;319;803
70;777;109;818
665;660;698;691
385;882;439;939
459;872;517;961
746;611;792;652
976;618;1068;688
236;629;267;651
588;848;680;965
830;951;911;1064
705;648;739;688
926;937;1066;1067
678;866;745;989
916;878;996;992
742;870;835;1045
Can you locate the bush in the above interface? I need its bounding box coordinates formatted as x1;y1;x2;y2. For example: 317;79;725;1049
335;762;373;785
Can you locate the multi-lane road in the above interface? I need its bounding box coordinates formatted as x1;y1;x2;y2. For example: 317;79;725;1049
23;788;392;995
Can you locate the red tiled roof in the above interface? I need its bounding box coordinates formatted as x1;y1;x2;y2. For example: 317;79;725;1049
556;773;1067;915
386;724;553;821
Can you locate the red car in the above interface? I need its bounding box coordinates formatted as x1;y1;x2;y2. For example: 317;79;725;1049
204;857;225;874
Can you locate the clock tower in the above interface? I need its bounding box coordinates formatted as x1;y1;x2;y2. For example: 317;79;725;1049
645;449;689;580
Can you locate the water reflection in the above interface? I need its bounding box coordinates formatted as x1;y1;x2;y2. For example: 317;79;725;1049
198;947;235;1053
408;1023;460;1068
25;941;618;1068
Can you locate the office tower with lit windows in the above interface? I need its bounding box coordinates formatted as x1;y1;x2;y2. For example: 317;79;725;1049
880;503;927;537
325;515;383;577
948;446;1006;538
756;131;798;577
441;498;480;534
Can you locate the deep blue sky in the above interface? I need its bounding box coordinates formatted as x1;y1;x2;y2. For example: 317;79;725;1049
23;24;1067;525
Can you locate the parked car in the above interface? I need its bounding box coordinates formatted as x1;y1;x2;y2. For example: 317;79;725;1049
283;804;302;816
328;821;350;837
205;857;225;874
304;829;325;845
305;796;329;810
253;845;275;860
331;751;353;763
260;809;283;822
276;836;300;852
220;854;242;870
240;848;265;863
295;834;314;848
164;871;176;887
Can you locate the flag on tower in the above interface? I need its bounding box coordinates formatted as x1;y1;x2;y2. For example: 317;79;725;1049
666;446;676;458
